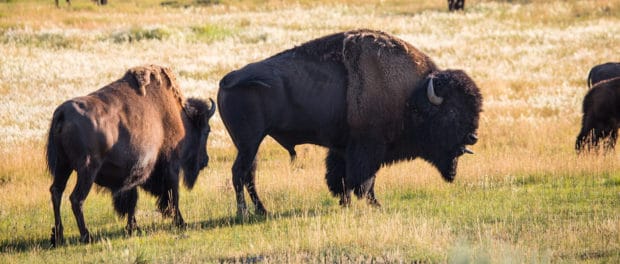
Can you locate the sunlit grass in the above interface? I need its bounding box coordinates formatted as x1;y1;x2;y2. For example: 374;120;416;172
1;0;619;262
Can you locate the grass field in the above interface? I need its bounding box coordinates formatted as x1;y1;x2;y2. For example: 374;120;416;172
1;0;619;262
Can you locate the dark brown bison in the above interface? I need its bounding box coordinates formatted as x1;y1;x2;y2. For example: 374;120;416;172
587;62;620;89
576;77;620;153
55;0;107;7
448;0;465;11
217;29;482;216
46;65;215;245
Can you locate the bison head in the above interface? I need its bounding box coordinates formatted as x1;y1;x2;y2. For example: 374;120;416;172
408;69;482;182
181;98;216;189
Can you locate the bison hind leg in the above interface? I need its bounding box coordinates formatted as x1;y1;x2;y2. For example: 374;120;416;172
49;160;72;246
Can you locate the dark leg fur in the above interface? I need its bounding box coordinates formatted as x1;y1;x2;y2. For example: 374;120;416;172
155;182;185;227
49;162;72;246
70;162;101;243
345;140;385;201
48;111;71;246
113;188;140;234
231;136;265;217
448;0;465;11
325;149;350;206
245;160;267;215
364;178;381;207
604;129;618;152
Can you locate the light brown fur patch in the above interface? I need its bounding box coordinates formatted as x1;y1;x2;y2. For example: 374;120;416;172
126;65;186;108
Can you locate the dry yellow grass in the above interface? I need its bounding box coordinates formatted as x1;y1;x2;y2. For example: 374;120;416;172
0;0;619;262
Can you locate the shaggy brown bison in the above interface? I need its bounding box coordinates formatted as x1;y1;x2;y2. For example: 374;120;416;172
587;62;620;89
448;0;465;11
46;65;215;245
576;77;620;153
218;29;482;216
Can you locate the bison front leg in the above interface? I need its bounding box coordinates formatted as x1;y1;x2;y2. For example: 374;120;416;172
364;178;381;208
70;162;100;243
158;183;186;228
604;129;618;152
325;149;351;206
170;186;186;228
113;188;140;235
344;140;385;205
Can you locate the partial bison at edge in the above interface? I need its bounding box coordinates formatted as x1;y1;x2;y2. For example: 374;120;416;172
217;29;483;217
587;62;620;89
46;65;216;246
576;77;620;153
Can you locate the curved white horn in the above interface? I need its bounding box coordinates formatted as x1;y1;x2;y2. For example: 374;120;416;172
427;78;444;105
207;98;216;117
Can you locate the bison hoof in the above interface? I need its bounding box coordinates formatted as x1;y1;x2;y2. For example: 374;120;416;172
338;194;352;207
125;225;142;236
368;199;382;208
255;207;268;216
236;211;250;223
79;233;93;244
50;227;64;247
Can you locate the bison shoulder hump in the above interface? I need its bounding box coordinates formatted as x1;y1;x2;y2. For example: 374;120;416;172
126;64;185;107
343;29;410;56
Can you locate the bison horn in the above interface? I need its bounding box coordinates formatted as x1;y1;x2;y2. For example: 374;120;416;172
207;98;216;117
427;78;443;105
462;147;474;155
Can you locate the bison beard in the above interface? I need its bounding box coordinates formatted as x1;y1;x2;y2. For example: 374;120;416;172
218;29;482;217
46;65;215;246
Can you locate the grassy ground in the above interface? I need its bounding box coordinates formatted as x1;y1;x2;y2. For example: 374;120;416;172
0;0;619;262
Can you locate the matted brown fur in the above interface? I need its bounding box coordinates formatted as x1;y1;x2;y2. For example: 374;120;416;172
127;64;185;108
343;29;437;141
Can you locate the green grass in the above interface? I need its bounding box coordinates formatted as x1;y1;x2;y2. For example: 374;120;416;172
1;167;617;262
1;0;619;263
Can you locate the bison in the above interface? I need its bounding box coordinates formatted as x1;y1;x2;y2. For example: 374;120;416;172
217;29;483;217
576;77;620;153
46;65;216;245
448;0;465;11
55;0;107;7
587;62;620;89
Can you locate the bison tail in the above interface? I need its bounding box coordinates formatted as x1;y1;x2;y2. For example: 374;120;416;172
46;109;68;178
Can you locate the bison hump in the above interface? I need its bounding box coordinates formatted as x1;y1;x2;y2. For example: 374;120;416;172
342;29;435;141
125;64;185;107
